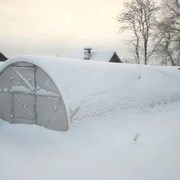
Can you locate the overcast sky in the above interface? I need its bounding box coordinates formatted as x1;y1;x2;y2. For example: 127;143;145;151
0;0;139;58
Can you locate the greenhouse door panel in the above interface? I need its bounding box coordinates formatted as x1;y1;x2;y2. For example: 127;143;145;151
11;65;36;124
11;66;35;93
13;94;35;124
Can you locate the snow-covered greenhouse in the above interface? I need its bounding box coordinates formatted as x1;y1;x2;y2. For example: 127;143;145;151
1;56;180;132
0;56;69;131
0;55;126;131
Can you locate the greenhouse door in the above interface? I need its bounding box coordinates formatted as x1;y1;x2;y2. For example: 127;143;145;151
11;66;36;124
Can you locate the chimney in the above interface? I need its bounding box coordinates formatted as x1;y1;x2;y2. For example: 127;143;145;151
84;48;92;60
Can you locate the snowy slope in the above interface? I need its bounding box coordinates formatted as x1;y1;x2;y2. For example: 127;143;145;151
1;58;180;180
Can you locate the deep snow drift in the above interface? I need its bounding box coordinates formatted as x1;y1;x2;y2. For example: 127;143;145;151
0;59;180;180
1;56;180;124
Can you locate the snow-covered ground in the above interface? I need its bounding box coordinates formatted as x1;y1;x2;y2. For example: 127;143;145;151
1;61;180;180
1;102;180;180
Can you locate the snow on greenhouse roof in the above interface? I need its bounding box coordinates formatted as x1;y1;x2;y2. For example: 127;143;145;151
1;56;180;121
69;51;115;62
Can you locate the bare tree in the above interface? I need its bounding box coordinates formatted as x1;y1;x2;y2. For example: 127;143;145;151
156;0;180;66
117;0;160;65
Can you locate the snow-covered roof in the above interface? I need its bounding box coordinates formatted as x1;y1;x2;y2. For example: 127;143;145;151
1;56;180;121
0;52;7;61
69;51;115;62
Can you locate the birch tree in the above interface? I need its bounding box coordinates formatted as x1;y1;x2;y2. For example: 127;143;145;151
117;0;160;64
156;0;180;65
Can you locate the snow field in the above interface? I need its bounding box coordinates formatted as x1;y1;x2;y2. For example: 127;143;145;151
1;101;180;180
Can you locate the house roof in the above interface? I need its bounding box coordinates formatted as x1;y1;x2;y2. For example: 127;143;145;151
0;52;7;61
69;51;116;62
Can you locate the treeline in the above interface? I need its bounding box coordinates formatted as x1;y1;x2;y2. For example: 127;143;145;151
117;0;180;65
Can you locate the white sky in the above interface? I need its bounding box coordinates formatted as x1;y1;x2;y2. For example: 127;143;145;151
0;0;158;59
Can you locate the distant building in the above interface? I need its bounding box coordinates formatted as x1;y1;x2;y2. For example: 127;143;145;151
69;48;122;63
0;52;8;62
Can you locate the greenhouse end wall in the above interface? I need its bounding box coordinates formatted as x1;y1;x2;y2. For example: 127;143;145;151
0;62;69;131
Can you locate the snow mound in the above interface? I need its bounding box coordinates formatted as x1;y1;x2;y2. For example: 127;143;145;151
1;56;180;123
